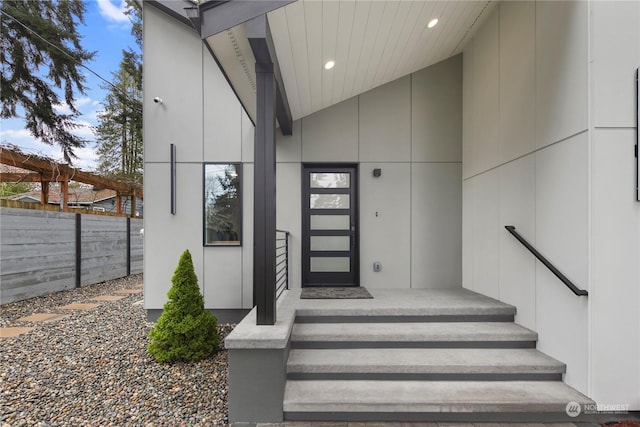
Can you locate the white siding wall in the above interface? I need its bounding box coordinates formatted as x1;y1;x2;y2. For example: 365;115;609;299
144;6;254;311
279;56;463;290
144;8;462;309
590;1;640;409
463;0;640;407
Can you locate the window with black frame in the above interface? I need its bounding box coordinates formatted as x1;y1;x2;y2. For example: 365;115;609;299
204;163;241;246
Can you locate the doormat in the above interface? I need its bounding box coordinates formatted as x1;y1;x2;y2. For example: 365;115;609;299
300;287;373;299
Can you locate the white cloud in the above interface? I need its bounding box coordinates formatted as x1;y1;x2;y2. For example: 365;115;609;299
73;146;99;171
84;110;100;121
72;120;97;139
0;128;34;139
75;97;93;108
53;102;73;115
50;98;99;128
97;0;129;24
1;121;98;170
53;97;97;115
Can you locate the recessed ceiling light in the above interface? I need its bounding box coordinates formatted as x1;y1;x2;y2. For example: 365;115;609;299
324;60;335;70
427;18;439;28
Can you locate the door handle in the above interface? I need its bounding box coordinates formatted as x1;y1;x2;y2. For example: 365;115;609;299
350;225;356;248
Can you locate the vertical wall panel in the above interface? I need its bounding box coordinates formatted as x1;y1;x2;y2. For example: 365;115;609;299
412;55;463;163
462;44;475;180
359;163;411;289
471;7;500;175
203;45;242;162
276;163;302;290
359;76;411;162
498;154;536;330
534;133;589;392
241;110;255;163
301;98;359;162
144;163;204;309
411;163;462;288
535;263;589;392
461;180;474;291
592;1;640;128
204;248;242;308
241;164;254;309
499;1;535;164
591;129;640;407
535;134;589;288
471;168;500;299
535;0;588;148
143;6;203;163
276;120;302;163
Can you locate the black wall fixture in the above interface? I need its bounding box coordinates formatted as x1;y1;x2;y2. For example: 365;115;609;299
636;67;639;201
170;143;177;214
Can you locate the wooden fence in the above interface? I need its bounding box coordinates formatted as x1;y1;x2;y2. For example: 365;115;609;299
0;207;143;304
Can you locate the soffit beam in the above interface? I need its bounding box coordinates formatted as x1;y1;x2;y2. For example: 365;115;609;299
199;0;295;40
247;14;292;135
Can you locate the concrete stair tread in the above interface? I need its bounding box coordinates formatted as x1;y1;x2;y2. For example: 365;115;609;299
293;288;517;317
291;322;537;343
287;348;565;374
283;380;593;413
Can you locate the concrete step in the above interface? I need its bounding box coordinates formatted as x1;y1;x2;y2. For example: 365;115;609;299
293;288;517;321
290;322;538;349
287;348;565;381
283;379;594;422
295;313;515;323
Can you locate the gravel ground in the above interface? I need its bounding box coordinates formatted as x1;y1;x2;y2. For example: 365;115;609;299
0;274;234;426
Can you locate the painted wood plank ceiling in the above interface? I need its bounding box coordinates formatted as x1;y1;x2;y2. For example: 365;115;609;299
207;0;496;122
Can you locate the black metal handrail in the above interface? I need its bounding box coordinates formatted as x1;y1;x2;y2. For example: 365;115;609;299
275;229;290;300
505;226;588;296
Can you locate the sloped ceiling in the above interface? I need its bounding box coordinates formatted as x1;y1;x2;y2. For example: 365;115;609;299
205;0;496;123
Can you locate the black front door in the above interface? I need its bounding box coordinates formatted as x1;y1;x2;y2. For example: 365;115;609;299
302;165;359;287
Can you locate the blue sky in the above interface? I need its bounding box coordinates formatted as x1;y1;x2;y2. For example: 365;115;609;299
0;0;138;171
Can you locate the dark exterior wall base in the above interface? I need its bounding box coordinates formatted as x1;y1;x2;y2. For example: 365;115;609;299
146;308;250;324
229;347;289;423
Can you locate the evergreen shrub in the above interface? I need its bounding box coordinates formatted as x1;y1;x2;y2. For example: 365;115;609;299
148;250;220;362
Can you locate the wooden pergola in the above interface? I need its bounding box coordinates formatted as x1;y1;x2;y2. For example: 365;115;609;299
0;146;142;216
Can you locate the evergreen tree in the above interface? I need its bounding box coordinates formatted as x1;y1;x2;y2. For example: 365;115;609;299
0;0;94;163
94;1;142;184
148;250;220;363
94;60;142;183
125;0;142;50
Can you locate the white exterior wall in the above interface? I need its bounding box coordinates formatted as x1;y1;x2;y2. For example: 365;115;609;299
590;0;640;409
144;7;462;311
463;0;640;407
144;6;255;311
278;56;463;290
